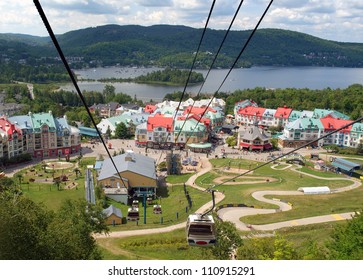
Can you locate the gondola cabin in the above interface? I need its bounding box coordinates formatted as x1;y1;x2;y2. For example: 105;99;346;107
186;214;216;246
132;200;139;208
127;207;139;221
147;197;153;205
153;204;162;214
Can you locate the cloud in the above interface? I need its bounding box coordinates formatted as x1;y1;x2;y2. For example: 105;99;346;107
136;0;173;7
0;0;362;42
44;0;123;15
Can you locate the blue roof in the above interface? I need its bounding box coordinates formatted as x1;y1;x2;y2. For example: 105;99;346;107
102;205;123;218
79;126;99;137
94;160;103;170
332;158;361;172
98;152;156;181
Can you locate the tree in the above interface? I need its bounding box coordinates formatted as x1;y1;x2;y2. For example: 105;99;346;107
73;168;82;178
236;235;297;260
114;122;129;139
225;136;237;147
43;199;108;260
105;125;112;138
211;219;243;260
327;211;363;259
14;173;23;187
0;194;51;260
0;192;108;260
103;84;115;103
53;178;62;191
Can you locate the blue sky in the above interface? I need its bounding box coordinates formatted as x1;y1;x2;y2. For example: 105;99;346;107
1;0;362;42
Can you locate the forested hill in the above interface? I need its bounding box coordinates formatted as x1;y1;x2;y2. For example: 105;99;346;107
1;24;363;68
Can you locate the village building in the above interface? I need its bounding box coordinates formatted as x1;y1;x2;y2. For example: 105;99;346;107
102;204;123;225
278;118;324;148
97;152;157;204
173;118;208;148
233;99;258;116
261;108;276;128
331;158;361;176
97;112;149;136
288;110;302;123
8;112;80;158
350;123;363;148
313;109;350;120
274;106;293;128
238;121;272;151
236;106;266;127
115;103;140;115
89;102;120;118
145;113;173;149
319;115;353;147
0;117;23;159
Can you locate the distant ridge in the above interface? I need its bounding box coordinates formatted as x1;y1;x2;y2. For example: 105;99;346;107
1;24;363;68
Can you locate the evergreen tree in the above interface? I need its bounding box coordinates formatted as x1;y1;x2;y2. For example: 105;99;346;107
114;122;129;139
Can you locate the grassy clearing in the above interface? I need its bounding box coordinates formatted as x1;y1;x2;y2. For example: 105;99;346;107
166;173;194;184
16;160;88;211
242;187;362;225
97;228;215;260
106;184;211;231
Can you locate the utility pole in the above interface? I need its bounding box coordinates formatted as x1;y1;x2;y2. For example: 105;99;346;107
143;193;147;224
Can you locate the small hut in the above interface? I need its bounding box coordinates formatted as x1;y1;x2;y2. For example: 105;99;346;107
102;205;123;225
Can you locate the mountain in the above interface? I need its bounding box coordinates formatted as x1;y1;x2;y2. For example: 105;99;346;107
1;24;363;68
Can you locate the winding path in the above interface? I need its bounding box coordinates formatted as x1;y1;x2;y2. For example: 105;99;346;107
217;163;361;231
95;160;361;239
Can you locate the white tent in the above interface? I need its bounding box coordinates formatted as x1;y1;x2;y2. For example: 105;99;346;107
298;186;331;194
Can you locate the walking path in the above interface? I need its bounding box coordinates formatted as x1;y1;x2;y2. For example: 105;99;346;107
217;163;361;231
8;139;359;238
96;158;225;239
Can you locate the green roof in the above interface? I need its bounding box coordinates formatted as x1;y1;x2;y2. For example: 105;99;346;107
187;143;212;148
30;112;56;132
79;126;99;137
332;158;361;172
174;119;206;133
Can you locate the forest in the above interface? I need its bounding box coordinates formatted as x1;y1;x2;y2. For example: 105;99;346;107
1;25;363;80
1;82;362;123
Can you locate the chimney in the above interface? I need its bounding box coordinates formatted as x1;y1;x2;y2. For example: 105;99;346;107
125;153;133;162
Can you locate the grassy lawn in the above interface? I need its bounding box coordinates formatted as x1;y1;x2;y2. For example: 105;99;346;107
16;156;362;260
106;184;211;231
97;228;215;260
242;187;363;225
15;159;91;211
166;173;194;184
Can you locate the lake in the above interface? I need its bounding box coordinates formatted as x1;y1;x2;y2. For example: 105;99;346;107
62;66;363;102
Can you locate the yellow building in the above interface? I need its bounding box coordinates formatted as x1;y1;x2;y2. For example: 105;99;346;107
97;152;157;204
102;205;123;225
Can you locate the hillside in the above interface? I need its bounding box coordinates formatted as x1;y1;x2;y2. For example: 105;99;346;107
1;24;363;69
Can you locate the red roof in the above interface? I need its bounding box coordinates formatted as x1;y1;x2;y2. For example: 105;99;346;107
146;113;173;132
183;106;216;116
0;118;22;139
144;104;157;114
178;114;210;127
274;106;293;119
237;106;266;117
320;116;352;133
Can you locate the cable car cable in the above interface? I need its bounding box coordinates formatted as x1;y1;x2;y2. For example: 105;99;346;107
155;0;217;165
174;0;246;144
212;116;363;189
185;0;274;145
33;0;128;188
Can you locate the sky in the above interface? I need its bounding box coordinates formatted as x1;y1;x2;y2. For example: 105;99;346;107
0;0;362;43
